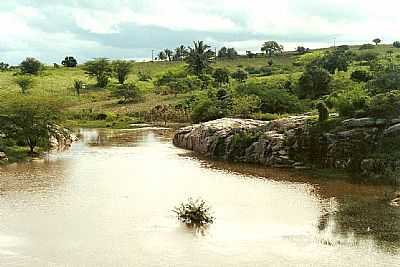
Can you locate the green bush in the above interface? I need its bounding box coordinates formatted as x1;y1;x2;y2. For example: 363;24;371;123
259;89;303;114
366;90;400;118
298;65;331;99
15;76;34;94
173;198;214;225
114;83;143;103
351;70;372;82
367;68;400;94
191;97;222;123
83;58;113;88
231;69;248;82
20;57;43;75
328;86;371;117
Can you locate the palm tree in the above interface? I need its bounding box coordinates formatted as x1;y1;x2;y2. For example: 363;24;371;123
174;45;188;61
158;51;167;61
164;49;173;62
186;41;214;76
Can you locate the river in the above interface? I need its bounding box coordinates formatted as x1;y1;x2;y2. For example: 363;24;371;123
0;128;399;266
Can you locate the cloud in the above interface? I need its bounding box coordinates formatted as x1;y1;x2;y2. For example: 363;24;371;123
1;0;400;64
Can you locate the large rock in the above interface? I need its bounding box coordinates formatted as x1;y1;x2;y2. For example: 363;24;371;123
173;117;308;167
384;123;400;136
342;118;376;128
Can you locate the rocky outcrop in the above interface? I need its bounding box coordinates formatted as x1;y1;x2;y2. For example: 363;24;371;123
173;117;309;168
174;116;400;182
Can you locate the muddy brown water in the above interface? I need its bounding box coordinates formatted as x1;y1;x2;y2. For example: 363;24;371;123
0;128;399;266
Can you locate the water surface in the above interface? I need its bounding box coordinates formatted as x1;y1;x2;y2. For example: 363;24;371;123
0;128;399;266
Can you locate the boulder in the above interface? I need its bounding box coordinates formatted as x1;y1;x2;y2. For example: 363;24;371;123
342;118;376;128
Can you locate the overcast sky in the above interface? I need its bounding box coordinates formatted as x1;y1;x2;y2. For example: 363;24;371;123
1;0;399;64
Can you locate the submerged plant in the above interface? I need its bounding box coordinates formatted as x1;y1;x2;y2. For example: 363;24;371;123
173;198;214;225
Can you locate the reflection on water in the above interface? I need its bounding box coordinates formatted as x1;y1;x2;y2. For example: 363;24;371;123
0;128;399;266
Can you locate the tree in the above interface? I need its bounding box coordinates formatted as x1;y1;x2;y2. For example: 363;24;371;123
73;80;84;96
218;47;238;59
0;96;65;154
174;45;188;61
296;46;307;54
114;83;143;103
15;76;34;94
393;41;400;48
373;38;382;46
231;69;248;82
0;62;9;71
321;50;352;74
83;58;112;88
186;41;214;76
113;60;132;84
213;68;230;85
61;56;78;67
158;51;167;61
164;49;174;62
298;65;332;99
20;57;42;75
261;41;283;57
227;48;238;59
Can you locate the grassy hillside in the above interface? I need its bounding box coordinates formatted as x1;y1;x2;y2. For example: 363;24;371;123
0;44;399;128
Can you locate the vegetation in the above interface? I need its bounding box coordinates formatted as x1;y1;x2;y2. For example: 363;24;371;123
2;41;400;164
173;198;214;225
83;58;113;87
61;56;78;67
20;57;43;75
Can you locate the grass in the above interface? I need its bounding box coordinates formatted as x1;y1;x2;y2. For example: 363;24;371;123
1;43;399;129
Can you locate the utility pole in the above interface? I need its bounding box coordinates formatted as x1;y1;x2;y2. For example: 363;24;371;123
333;38;336;48
215;47;217;63
151;50;154;62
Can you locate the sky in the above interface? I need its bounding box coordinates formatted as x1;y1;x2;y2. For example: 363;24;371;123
1;0;399;64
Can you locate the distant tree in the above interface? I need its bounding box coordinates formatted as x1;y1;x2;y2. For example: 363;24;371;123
61;56;78;67
73;80;84;96
298;65;331;99
83;58;113;88
267;59;273;66
138;71;152;81
218;47;228;58
246;51;256;58
213;68;230;85
337;45;350;51
15;76;34;94
373;38;382;46
164;49;174;62
186;41;214;76
320;50;352;74
0;62;9;71
231;69;248;82
296;46;307;54
158;51;167;61
113;60;132;84
20;57;42;75
261;41;284;57
174;45;188;61
219;47;238;59
393;41;400;48
114;82;143;103
227;48;238;59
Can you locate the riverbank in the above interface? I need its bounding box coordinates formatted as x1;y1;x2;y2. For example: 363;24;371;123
173;116;400;184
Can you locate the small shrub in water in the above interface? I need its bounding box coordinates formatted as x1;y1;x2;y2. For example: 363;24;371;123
173;198;214;225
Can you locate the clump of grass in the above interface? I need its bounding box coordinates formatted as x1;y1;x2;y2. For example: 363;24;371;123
173;198;214;225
